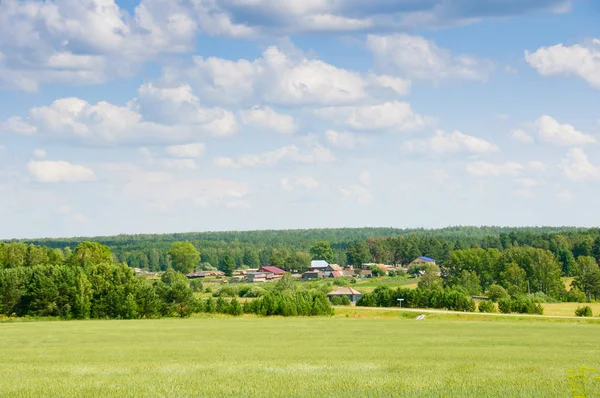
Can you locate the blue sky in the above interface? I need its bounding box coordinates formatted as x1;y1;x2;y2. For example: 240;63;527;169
1;0;600;238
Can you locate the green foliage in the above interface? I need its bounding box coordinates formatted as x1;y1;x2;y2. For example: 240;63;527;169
478;300;497;313
498;298;544;315
330;295;351;306
358;286;476;312
486;284;510;302
189;279;204;293
566;287;587;303
228;298;243;316
168;242;200;274
370;265;386;277
575;306;593;317
218;254;236;277
417;264;443;291
310;241;335;263
235;291;333;317
213;286;237;298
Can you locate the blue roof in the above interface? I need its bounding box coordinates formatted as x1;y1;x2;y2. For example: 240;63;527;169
418;256;435;262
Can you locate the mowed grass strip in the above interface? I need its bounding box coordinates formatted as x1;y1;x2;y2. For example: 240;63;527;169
1;317;599;397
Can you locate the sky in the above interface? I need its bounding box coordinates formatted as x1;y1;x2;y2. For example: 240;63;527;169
1;0;600;239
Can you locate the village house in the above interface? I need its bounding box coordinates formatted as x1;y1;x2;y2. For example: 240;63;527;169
258;266;286;276
302;271;321;280
309;260;329;271
408;256;436;267
327;287;363;303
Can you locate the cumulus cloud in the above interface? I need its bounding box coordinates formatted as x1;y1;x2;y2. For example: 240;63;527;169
325;130;368;149
367;34;494;82
404;130;499;155
28;160;96;183
163;45;367;106
534;115;595;146
466;161;524;177
32;149;47;159
512;129;534;144
280;176;323;192
2;84;237;144
560;148;600;181
315;101;429;132
369;74;411;96
165;143;206;158
215;144;335;168
339;185;373;205
0;0;203;91
525;39;600;89
240;106;296;134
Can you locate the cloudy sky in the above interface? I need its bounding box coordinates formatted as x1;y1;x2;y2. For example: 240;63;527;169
0;0;599;238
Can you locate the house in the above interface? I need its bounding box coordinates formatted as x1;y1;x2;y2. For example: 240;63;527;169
247;272;272;282
342;269;356;277
310;260;329;271
302;271;321;280
258;266;286;275
409;256;436;266
329;271;343;278
327;287;363;303
186;270;224;279
327;264;343;272
360;270;373;278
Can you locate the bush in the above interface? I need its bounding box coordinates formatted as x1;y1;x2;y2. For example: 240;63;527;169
478;300;497;313
214;286;237;298
498;298;512;314
190;279;204;293
330;295;351;306
333;278;349;287
486;284;510;302
575;306;593;317
566;288;587;303
228;298;243;316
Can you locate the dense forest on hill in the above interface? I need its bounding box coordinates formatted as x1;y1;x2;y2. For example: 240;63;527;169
5;226;592;271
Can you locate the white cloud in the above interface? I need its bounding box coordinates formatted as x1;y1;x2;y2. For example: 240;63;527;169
165;143;206;158
165;45;367;106
280;176;323;192
33;149;47;159
527;161;547;173
560;148;600;181
156;158;198;170
369;74;411;96
315;101;429;132
466;161;524;178
2;84;238;144
240;106;296;134
404;130;499;155
557;189;574;203
534;115;595;146
511;129;534;144
367;34;494;82
0;0;201;91
340;185;373;205
28;160;96;183
215;144;335;168
359;172;371;185
516;178;538;188
525;39;600;89
325;130;368;149
122;171;249;211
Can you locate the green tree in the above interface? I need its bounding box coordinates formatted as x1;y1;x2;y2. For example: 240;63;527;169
456;270;482;295
168;242;200;274
70;242;113;268
486;284;510;302
346;242;372;266
219;253;236;277
418;264;443;291
310;241;335;263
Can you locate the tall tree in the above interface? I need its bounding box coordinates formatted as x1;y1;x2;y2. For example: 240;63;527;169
168;242;200;274
310;241;335;263
219;253;236;277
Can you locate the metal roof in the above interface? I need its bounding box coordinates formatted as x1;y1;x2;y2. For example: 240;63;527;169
310;260;329;268
327;287;362;296
418;256;436;262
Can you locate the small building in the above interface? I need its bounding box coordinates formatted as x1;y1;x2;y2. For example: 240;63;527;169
247;272;272;282
302;271;321;280
329;271;343;278
310;260;329;271
342;269;356;277
258;266;286;275
327;287;363;303
409;256;436;266
186;270;223;279
360;270;373;278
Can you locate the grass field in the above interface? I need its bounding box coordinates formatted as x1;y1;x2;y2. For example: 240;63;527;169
1;316;599;397
542;302;600;317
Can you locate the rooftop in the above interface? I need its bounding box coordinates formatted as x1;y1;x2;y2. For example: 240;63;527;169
327;287;363;296
310;260;329;268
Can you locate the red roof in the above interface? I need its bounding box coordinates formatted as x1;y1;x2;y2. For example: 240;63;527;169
258;266;286;275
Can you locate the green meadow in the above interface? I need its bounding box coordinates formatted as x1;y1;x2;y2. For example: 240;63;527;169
1;316;599;397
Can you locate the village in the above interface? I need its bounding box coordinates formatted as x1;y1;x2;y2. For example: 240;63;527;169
179;256;438;303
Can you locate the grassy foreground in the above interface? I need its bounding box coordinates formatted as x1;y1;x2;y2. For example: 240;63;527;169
1;316;599;397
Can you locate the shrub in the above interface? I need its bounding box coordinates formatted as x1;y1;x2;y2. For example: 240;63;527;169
498;298;512;314
330;295;351;306
333;278;349;287
190;279;204;293
566;288;587;303
214;286;237;298
478;300;497;313
575;306;593;317
228;298;243;316
486;284;510;302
